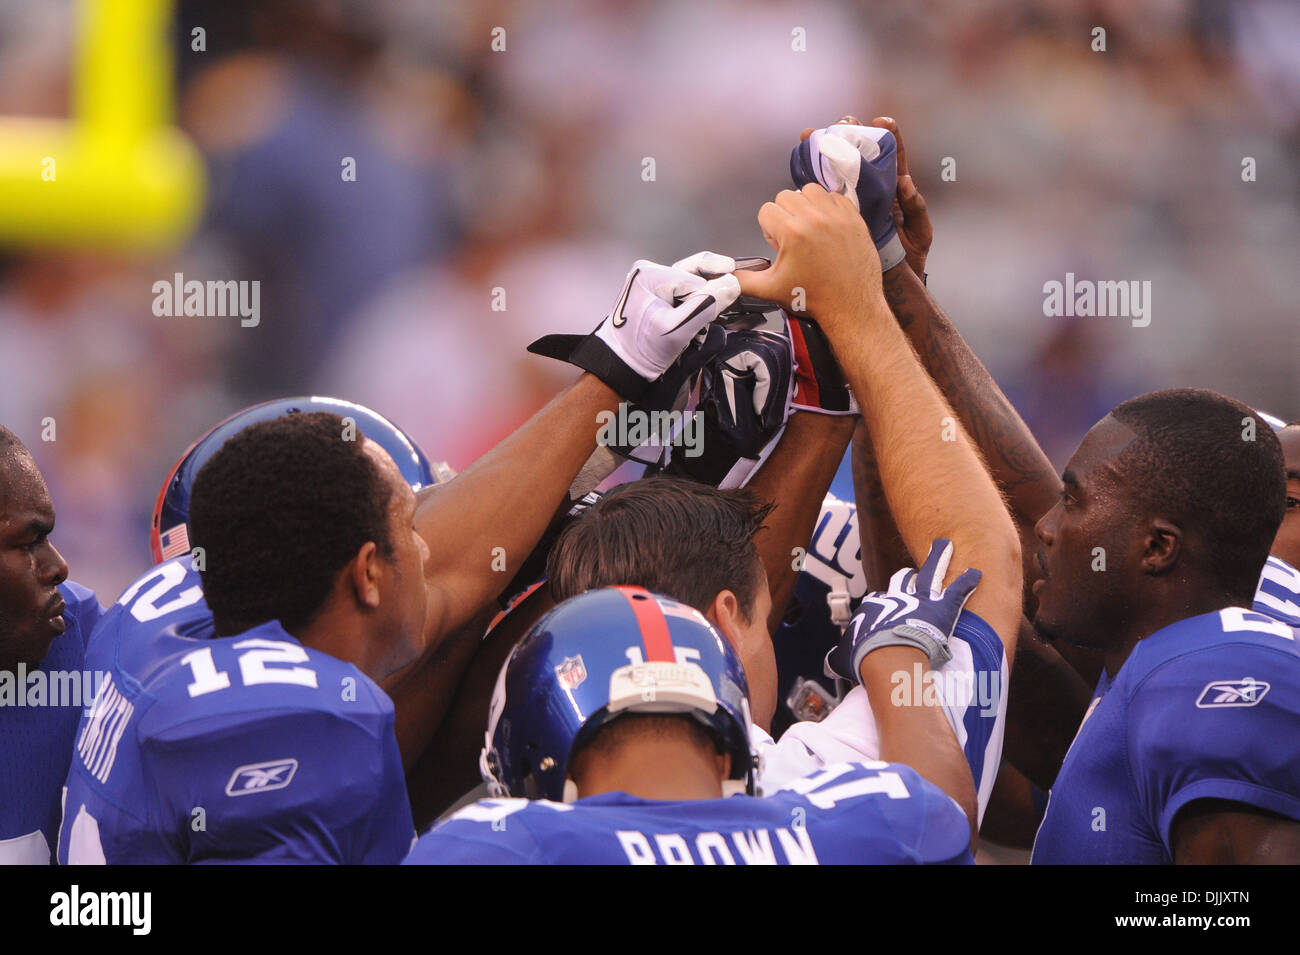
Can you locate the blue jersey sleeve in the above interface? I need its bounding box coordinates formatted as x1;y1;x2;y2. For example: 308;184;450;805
140;707;414;864
1127;639;1300;853
949;609;1007;812
405;800;541;865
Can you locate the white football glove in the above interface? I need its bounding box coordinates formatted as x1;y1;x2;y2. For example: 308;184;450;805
528;257;740;401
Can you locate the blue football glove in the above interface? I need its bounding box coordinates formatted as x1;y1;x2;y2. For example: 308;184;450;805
825;538;981;683
790;124;905;271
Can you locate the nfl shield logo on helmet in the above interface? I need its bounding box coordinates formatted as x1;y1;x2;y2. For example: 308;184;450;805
555;655;587;690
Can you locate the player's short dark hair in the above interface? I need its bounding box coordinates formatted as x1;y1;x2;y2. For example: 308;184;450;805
1109;389;1285;600
547;477;773;621
189;412;395;636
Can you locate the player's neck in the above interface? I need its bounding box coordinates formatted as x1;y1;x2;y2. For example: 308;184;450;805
574;737;726;803
1105;578;1244;675
294;609;387;681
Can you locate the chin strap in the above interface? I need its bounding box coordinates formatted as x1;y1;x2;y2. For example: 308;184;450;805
826;571;854;629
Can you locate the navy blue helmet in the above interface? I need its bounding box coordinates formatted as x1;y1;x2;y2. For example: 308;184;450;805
480;586;757;801
150;396;446;563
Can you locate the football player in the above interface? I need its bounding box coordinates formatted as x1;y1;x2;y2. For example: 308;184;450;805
0;426;104;864
59;258;742;863
1028;391;1299;863
90;397;479;768
405;567;978;865
793;115;1300;858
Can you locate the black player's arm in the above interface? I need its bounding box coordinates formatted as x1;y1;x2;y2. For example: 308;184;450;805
1002;616;1092;790
414;375;620;647
406;586;555;830
746;411;857;634
381;605;494;772
978;761;1045;850
882;262;1059;604
1172;799;1300;864
858;422;1091;791
851;421;911;591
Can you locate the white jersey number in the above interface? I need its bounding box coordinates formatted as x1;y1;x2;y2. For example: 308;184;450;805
120;562;204;623
181;640;318;698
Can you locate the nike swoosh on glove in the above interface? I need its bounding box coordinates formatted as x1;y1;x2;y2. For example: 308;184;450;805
826;537;981;682
790;124;905;271
528;259;740;401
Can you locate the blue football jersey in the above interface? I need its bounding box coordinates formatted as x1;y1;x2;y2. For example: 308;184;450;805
58;559;414;864
1254;555;1300;626
1032;606;1300;864
405;761;973;865
0;581;104;864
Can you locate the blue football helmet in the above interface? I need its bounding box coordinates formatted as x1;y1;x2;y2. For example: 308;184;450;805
150;396;450;563
480;586;757;801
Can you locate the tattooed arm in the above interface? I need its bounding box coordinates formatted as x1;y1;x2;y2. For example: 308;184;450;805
883;261;1058;601
850;421;911;592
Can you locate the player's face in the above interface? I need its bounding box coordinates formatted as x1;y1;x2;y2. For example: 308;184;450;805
734;568;777;730
364;440;430;677
0;454;70;672
1272;426;1300;569
1032;415;1142;651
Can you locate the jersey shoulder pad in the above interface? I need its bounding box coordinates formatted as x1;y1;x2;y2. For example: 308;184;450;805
405;799;544;864
773;761;973;864
135;622;393;743
1123;618;1300;847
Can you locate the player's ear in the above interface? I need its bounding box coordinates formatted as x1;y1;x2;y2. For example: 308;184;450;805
1141;519;1182;576
707;589;745;654
349;541;383;608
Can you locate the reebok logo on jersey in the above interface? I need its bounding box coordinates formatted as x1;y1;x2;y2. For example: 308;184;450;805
225;758;299;796
1195;678;1270;708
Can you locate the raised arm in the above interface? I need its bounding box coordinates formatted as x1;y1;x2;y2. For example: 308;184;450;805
416;260;740;645
882;262;1057;596
415;375;620;642
736;184;1023;660
865;117;1059;594
747;411;856;634
850;421;912;592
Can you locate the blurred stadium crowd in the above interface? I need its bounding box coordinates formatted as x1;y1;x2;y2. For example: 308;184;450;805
0;0;1296;601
